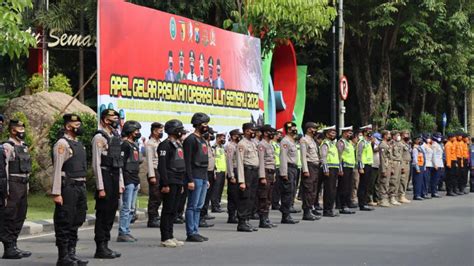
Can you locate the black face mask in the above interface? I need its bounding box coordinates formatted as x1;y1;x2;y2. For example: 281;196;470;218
367;133;372;137
73;126;84;136
203;132;210;139
16;132;25;140
403;137;410;142
158;132;164;139
176;131;183;138
250;133;256;139
277;137;283;142
210;135;215;141
220;140;226;145
133;133;142;141
268;134;275;140
199;125;209;134
108;120;119;129
292;129;298;135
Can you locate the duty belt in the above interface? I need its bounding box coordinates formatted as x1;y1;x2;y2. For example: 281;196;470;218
288;163;297;168
61;179;86;187
308;162;320;167
244;165;259;170
9;176;28;184
265;168;276;174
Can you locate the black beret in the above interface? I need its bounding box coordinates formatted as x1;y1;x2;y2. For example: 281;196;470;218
229;129;242;136
151;122;163;130
100;108;119;119
260;124;276;133
242;122;257;131
63;113;82;124
9;119;25;128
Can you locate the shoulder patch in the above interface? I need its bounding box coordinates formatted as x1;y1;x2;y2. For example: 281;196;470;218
283;144;288;149
58;144;65;154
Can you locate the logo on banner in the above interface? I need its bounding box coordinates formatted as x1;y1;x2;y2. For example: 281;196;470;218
179;20;186;41
169;17;177;40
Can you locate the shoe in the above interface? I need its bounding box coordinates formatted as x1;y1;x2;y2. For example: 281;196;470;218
265;217;278;228
259;215;272;228
197;234;209;241
246;221;259;231
171;238;184;247
161;239;177;248
359;205;375;211
13;241;31;258
94;242;116;259
348;202;358;208
281;214;299;224
199;219;214;228
128;234;138;242
413;196;424;200
173;216;184;224
2;242;22;259
378;199;391;207
311;209;322;216
323;210;340;217
68;245;88;265
340;207;356;214
186;235;204;242
237;222;253;232
147;218;160;228
203;214;216;220
456;189;465;195
389;197;401;206
431;193;442;198
302;209;317;220
368;201;378;207
422;195;432;199
289;206;301;213
271;205;281;210
117;234;135;243
211;207;225;213
398;196;411;204
227;216;238;224
56;245;77;266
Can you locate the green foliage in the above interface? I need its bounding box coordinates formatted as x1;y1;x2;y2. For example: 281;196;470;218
26;73;44;94
418;112;437;133
49;73;73;95
0;0;37;59
446;116;463;134
386;117;413;131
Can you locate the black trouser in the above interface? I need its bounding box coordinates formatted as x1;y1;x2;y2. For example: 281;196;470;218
368;167;379;202
237;166;258;220
470;168;474;192
272;169;281;207
321;168;338;211
357;165;372;207
302;163;319;210
446;161;458;193
54;181;87;247
200;171;215;218
160;184;182;242
0;177;28;244
279;164;297;215
211;171;226;210
337;167;353;209
227;169;239;217
458;159;469;191
94;169;120;243
257;169;275;215
148;169;162;220
177;186;188;218
291;168;301;207
315;173;324;208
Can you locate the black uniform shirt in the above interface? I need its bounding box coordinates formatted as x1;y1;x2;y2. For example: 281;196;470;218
158;139;185;186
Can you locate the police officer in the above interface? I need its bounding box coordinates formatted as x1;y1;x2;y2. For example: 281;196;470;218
212;133;227;213
199;128;216;227
225;129;242;224
336;126;356;215
431;132;444;198
0;119;32;260
300;122;322;220
257;125;277;228
0;115;6;260
279;122;300;224
356;125;375;211
460;133;470;194
412;135;426;200
236;123;261;232
183;113;210;242
445;133;458;196
376;130;392;207
158;119;187;248
51;114;88;266
117;121;142;242
398;130;412;203
319;126;342;217
92;109;124;259
271;130;282;210
145;122;163;228
389;130;404;205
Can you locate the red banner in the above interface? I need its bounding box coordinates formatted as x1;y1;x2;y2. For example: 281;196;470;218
98;0;263;135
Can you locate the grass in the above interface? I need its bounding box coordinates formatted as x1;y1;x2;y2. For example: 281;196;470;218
26;192;149;221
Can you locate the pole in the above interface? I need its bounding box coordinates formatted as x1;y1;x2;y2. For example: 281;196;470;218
337;0;345;133
331;0;337;126
464;89;468;132
79;6;85;103
42;0;49;90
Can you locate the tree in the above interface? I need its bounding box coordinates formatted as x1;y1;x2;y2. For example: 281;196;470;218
0;0;37;59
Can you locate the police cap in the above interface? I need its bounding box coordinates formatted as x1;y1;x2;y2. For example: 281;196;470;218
242;122;257;132
304;122;318;132
165;119;184;135
229;129;242;136
191;112;210;127
63;114;82;124
9;119;25;129
260;124;276;133
122;120;141;135
100;108;119;120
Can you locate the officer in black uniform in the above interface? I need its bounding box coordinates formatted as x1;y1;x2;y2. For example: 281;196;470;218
158;120;187;248
51;114;89;266
92;109;124;259
0;119;32;260
0;115;8;259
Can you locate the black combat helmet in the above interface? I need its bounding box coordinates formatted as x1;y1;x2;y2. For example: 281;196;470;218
165;119;184;135
122;120;141;136
191;112;210;127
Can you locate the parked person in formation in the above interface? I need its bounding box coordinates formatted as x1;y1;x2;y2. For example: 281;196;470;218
412;135;426;200
444;133;458;196
336;126;356;215
389;130;404;205
399;130;412;203
271;130;283;211
211;132;227;213
225;129;242;224
430;132;444;198
459;133;470;194
376;130;392;208
199;127;216;228
368;132;381;207
356;125;375;211
0;115;7;259
421;134;433;199
145;122;164;228
319;126;341;217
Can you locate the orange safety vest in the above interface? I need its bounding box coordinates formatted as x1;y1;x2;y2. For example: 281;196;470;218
445;141;457;168
417;148;425;166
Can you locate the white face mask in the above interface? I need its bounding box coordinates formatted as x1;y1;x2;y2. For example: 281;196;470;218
358;135;363;141
396;136;401;142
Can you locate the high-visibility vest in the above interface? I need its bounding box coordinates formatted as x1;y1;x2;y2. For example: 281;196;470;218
214;145;227;172
296;144;302;168
341;139;355;168
322;139;339;168
272;141;281;167
358;140;374;165
417;148;425;166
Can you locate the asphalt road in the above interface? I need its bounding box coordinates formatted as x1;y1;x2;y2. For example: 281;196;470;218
5;193;474;266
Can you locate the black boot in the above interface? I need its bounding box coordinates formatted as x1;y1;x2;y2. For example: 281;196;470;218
13;240;31;258
281;214;299;224
259;214;272;228
265;215;278;228
57;245;77;266
2;242;22;259
147;217;160;228
247;219;258;231
237;219;252;232
302;209;317;221
227;213;238;224
94;242;115;259
104;242;121;258
199;218;214;228
68;244;88;265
